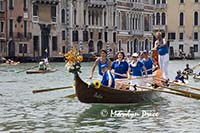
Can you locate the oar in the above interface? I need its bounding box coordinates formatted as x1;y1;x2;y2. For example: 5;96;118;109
145;81;200;99
16;65;38;73
191;63;200;70
32;86;73;93
134;85;200;100
171;82;200;91
64;93;77;98
153;77;200;91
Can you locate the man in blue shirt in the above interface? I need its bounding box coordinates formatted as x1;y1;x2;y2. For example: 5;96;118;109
101;64;115;88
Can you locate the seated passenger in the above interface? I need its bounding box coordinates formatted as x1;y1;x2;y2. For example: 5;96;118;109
101;64;115;88
183;64;193;74
127;53;147;91
38;59;47;70
174;70;185;83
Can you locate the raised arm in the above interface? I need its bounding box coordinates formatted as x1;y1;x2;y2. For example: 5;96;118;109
89;58;98;79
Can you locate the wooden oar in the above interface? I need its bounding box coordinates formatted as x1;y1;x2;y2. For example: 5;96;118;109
16;65;38;73
134;85;200;100
171;82;200;91
145;81;200;99
32;86;73;93
153;76;200;91
191;63;200;70
64;93;77;98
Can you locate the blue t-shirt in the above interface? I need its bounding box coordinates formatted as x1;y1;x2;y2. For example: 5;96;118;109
129;61;144;76
98;58;108;76
175;75;185;83
111;60;129;79
101;71;115;88
142;57;154;75
156;39;168;55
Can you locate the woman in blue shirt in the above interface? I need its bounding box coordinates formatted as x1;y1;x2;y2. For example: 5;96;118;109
101;64;115;88
128;53;147;91
111;51;129;79
141;50;154;75
89;50;112;79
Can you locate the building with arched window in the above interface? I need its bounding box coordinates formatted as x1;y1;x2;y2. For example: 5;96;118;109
153;0;200;59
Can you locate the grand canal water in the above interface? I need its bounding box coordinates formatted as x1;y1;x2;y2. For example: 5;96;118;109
0;60;200;132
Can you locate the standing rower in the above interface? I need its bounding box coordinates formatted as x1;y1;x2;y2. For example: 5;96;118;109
153;31;169;82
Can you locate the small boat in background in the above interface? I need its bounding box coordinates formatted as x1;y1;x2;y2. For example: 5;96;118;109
26;69;57;74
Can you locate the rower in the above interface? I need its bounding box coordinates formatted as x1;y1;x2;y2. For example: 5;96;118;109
174;70;185;84
128;53;148;91
38;59;47;70
141;50;154;75
101;64;115;88
111;51;129;89
183;64;193;74
89;50;112;79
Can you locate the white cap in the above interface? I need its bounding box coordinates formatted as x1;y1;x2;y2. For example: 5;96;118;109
132;53;138;57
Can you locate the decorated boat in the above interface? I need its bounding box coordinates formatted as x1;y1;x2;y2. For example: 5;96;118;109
74;72;160;104
26;69;57;74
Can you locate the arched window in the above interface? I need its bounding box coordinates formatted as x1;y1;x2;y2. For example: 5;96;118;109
113;12;116;26
88;40;94;53
156;12;160;25
157;0;160;4
104;11;107;26
118;40;121;51
194;11;198;26
84;10;86;25
74;9;76;25
161;12;166;25
134;39;138;52
179;12;184;26
61;9;65;24
162;0;166;4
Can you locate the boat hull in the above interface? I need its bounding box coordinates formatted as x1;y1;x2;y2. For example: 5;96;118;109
26;69;56;74
75;74;160;104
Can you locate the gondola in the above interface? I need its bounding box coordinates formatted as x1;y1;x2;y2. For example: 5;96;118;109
74;73;161;104
26;69;57;74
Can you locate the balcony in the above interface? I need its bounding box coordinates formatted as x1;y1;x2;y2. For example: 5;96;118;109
131;30;144;36
0;32;5;39
153;25;167;31
32;0;59;5
88;0;106;7
155;4;167;9
32;16;39;23
13;32;32;41
132;2;144;10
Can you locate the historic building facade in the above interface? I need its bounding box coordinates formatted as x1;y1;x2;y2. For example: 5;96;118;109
1;0;154;60
68;0;154;57
0;0;6;57
6;0;32;58
153;0;200;59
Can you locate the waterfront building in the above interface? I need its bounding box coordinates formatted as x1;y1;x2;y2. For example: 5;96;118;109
0;0;6;57
67;0;154;58
31;0;62;58
6;0;32;58
153;0;199;59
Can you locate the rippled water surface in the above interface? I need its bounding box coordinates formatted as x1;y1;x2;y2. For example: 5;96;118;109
0;60;200;132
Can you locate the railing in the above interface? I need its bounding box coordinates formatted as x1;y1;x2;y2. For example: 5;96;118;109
89;0;106;6
13;32;32;41
32;0;59;4
32;16;39;23
153;25;167;31
0;32;5;38
155;4;167;9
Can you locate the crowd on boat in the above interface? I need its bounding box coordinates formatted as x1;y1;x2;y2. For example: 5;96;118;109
89;31;200;89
